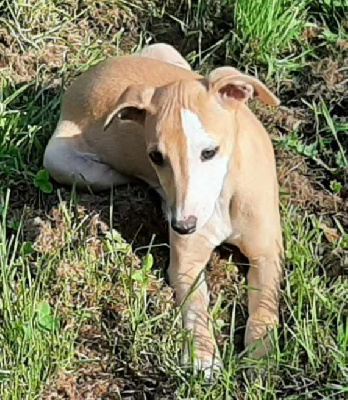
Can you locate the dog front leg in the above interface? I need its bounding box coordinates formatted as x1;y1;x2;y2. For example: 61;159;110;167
244;249;283;359
168;230;221;377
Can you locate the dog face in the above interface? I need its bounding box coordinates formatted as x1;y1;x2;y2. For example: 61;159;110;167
104;67;279;235
143;80;235;234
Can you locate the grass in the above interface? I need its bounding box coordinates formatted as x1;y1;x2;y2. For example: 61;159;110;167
0;0;347;399
232;0;307;67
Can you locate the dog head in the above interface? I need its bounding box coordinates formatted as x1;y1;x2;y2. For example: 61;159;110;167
104;67;279;235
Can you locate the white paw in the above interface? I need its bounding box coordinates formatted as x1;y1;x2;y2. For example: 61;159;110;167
193;356;223;381
181;350;222;381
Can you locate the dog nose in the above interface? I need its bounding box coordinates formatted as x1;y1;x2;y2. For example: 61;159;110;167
171;215;197;235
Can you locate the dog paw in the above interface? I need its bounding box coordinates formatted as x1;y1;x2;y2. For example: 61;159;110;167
181;348;222;381
245;312;278;359
193;356;223;381
245;334;274;359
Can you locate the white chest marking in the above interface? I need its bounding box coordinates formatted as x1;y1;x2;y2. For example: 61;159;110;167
204;197;234;246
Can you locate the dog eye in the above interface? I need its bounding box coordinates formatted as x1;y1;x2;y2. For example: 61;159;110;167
149;150;164;166
201;146;219;161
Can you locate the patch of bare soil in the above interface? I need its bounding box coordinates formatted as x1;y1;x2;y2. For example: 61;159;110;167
41;324;127;399
42;360;121;400
252;46;347;213
30;199;176;399
0;1;147;85
276;148;346;221
251;98;347;229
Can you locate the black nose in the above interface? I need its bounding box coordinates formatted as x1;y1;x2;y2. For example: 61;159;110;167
171;215;197;235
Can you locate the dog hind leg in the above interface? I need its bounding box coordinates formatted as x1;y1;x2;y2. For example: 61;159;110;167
43;136;130;192
139;43;191;71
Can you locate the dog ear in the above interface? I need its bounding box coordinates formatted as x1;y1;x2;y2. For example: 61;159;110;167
208;67;280;107
104;84;155;131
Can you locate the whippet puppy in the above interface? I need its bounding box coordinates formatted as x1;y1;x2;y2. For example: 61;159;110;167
44;43;283;377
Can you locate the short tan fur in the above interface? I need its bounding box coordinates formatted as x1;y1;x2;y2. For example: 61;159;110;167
44;43;283;378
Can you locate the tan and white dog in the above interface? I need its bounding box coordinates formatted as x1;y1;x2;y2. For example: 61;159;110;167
44;43;283;377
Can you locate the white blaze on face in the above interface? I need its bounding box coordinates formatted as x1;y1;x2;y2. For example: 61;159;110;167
179;108;229;229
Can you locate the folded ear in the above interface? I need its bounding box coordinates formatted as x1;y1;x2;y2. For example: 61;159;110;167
104;84;155;131
208;67;280;107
